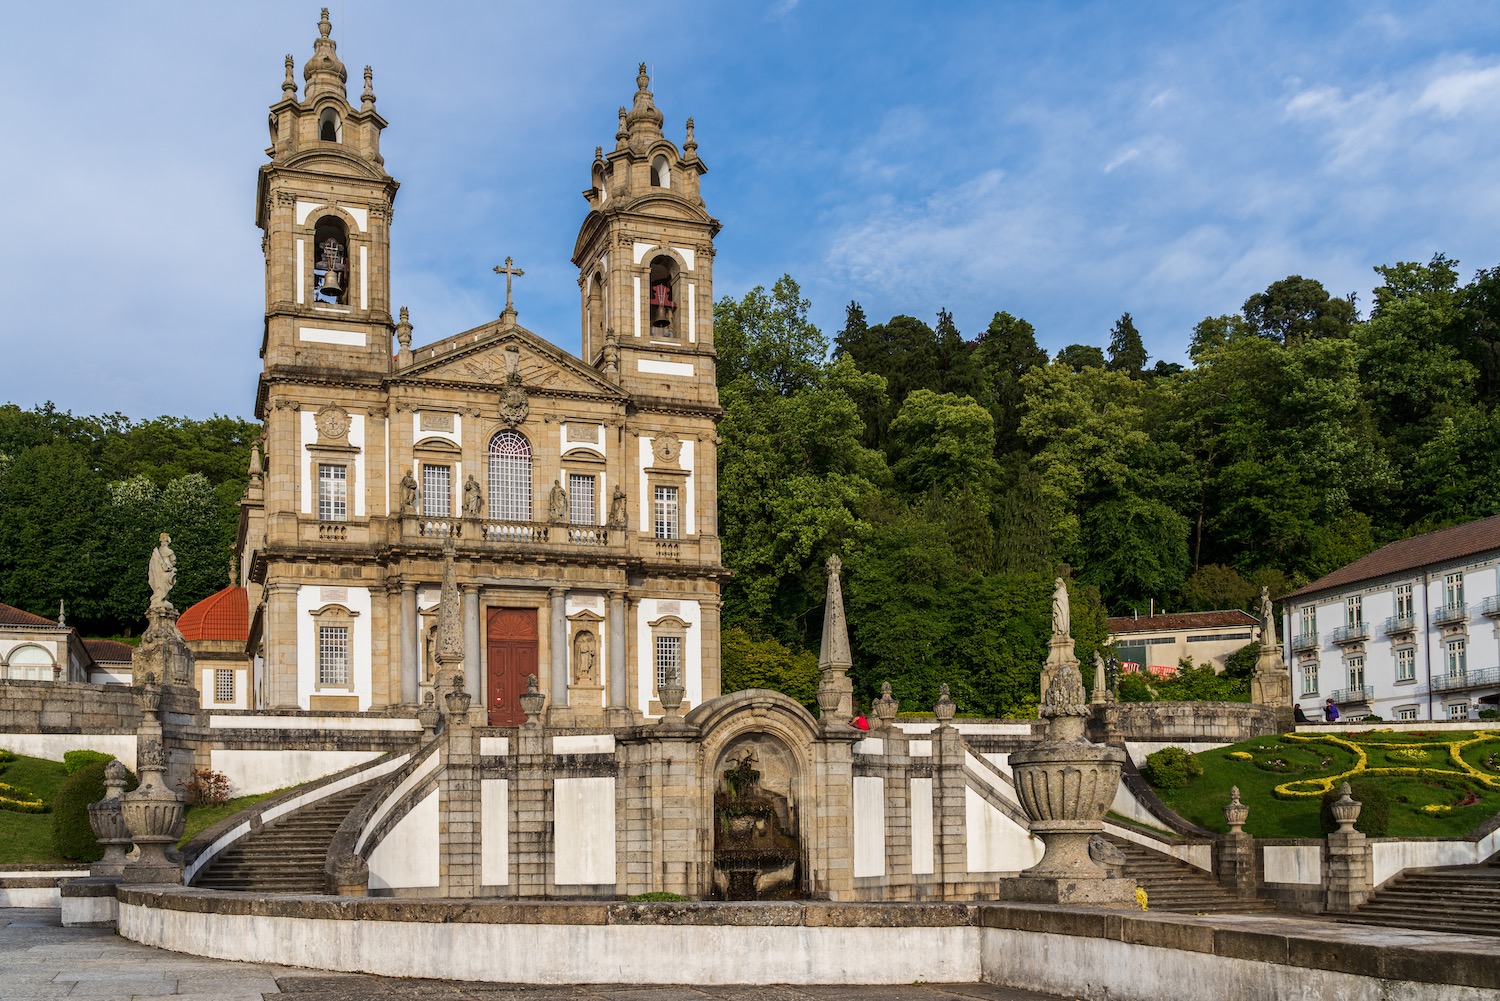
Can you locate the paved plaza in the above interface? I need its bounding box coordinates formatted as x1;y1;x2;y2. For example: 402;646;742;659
0;909;1076;1001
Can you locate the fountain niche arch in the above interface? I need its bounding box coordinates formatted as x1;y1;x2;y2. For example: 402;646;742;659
686;690;821;900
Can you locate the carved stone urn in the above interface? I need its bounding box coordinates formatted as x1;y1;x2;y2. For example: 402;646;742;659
135;674;161;717
443;675;473;723
1008;660;1127;884
519;673;546;728
416;691;441;736
1224;786;1250;835
933;683;956;726
87;760;133;878
658;667;686;723
1330;781;1362;833
871;682;899;729
816;679;843;722
119;738;184;883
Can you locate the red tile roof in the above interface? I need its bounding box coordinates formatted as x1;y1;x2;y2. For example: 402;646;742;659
1283;514;1500;600
1108;610;1258;634
83;639;135;663
178;586;250;643
0;601;61;628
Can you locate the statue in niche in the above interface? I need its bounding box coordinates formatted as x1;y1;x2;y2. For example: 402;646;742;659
573;630;597;685
399;469;418;513
423;623;439;682
147;534;177;611
463;474;483;518
1051;577;1070;638
607;484;627;529
548;479;568;523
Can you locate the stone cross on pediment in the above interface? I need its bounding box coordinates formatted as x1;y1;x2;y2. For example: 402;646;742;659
493;256;525;316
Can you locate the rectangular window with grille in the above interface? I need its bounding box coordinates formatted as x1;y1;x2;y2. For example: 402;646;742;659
653;485;679;539
214;669;235;703
422;464;451;518
654;634;681;692
317;463;347;521
1446;638;1466;678
569;473;596;525
1301;662;1318;695
319;625;349;686
1395;647;1415;682
1394;583;1413;618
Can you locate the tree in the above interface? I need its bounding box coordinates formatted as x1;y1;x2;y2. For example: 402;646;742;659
971;311;1048;455
933;307;982;399
720;626;821;707
0;444;111;630
714;275;827;396
1242;276;1356;344
1107;312;1148;376
1055;344;1106;372
886;390;1001;499
1179;564;1255;612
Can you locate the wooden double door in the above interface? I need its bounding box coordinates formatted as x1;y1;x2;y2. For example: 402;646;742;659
486;608;538;726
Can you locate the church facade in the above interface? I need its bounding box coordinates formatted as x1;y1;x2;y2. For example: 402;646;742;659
237;11;725;726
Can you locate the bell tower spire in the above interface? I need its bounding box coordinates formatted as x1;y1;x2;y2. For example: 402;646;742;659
255;11;399;416
572;65;720;408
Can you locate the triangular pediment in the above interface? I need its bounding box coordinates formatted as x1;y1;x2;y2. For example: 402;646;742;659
394;320;626;401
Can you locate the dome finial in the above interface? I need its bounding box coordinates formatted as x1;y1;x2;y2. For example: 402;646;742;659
684;117;697;156
281;54;297;100
361;65;376;111
303;6;348;101
637;62;650;92
625;61;664;141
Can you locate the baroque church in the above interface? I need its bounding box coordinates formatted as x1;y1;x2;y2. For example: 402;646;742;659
236;10;724;726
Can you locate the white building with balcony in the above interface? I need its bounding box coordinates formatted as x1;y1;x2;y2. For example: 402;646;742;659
1279;514;1500;721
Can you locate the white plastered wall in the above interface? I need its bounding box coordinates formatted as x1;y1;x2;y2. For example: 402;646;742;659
481;779;508;886
853;776;886;878
208;748;386;797
367;790;441;890
296;585;373;710
553;776;616;885
635;597;701;716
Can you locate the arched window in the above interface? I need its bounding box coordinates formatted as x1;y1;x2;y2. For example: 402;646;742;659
586;270;605;352
648;255;679;337
5;644;54;681
488;430;533;522
649;154;670;189
318;107;342;143
312;215;349;305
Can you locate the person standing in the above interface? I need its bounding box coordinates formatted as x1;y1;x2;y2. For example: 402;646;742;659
1324;698;1340;723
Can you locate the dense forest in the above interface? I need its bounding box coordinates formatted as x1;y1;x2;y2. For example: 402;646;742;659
3;253;1498;716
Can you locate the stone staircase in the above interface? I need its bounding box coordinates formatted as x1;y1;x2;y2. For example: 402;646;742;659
192;782;375;893
1340;864;1500;937
1106;836;1277;914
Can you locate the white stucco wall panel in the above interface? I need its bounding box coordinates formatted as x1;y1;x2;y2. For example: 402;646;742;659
965;788;1043;873
553;776;616;886
910;777;935;875
209;749;386;797
1262;844;1323;885
481;779;508;886
853;776;886;878
367;790;440;890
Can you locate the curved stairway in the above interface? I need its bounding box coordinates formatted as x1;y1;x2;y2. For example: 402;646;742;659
193;781;375;893
1106;836;1276;914
1340;863;1500;937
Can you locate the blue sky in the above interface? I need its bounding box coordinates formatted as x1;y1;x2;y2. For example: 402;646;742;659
4;2;1500;419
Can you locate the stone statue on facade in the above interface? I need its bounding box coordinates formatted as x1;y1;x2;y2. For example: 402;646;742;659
607;484;628;529
463;474;483;518
548;479;568;523
573;630;597;684
399;469;418;514
148;534;177;612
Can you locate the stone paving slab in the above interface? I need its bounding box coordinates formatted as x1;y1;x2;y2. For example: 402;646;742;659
2;908;1080;1000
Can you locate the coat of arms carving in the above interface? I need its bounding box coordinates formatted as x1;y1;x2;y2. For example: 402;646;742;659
498;346;529;427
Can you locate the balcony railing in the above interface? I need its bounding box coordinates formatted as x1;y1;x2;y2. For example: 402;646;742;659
1289;632;1320;653
1330;623;1369;645
1431;602;1468;626
654;539;681;559
418;518;463;539
1383;614;1417;636
1329;684;1374;705
1430;665;1500;693
1481;595;1500;618
317;522;348;542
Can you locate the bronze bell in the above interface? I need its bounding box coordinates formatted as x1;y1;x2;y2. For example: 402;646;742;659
318;266;344;298
649;282;675;328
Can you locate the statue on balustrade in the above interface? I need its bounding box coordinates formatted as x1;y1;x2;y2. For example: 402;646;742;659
548;479;568;523
463;474;483;518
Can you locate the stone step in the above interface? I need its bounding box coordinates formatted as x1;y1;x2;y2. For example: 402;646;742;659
1105;835;1276;914
194;781;378;893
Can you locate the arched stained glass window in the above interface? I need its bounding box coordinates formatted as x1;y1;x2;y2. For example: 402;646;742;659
488;431;532;522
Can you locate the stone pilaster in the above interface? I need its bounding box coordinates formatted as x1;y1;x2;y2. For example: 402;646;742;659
809;732;858;899
511;711;550;897
549;587;568;710
462;585;481;715
400;582;418;704
439;726;480;897
265;581;300;708
930;722;968;897
606;590;631;726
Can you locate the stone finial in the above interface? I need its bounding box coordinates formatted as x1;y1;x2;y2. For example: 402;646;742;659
594;145;604;164
615;106;629;147
57;599;65;627
624;62;664;140
281;54;297;99
318;7;332;37
434;541;464;670
684;117;698;155
934;683;956;725
1224;786;1249;834
871;681;899;728
361;65;376;111
817;554;852;673
395;305;413;353
519;673;546;728
1040;659;1090;724
248;439;264;481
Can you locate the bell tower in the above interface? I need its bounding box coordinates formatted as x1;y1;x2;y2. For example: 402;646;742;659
572;66;720;408
255;8;398;397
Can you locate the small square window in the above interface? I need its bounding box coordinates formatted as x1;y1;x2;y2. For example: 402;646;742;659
214;669;235;703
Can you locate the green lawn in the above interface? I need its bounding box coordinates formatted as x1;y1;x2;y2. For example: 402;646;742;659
179;789;291;847
0;754;71;865
1149;730;1500;839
